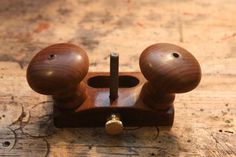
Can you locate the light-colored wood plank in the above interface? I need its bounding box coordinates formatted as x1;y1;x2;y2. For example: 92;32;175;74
0;0;235;156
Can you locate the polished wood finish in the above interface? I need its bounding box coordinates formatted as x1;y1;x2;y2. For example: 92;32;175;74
26;43;89;109
139;43;201;109
26;43;201;128
54;72;174;127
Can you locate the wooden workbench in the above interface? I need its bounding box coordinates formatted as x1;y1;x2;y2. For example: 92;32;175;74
0;0;235;156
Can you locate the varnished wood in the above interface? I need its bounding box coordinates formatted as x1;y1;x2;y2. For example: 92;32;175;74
26;43;89;109
26;43;201;127
139;43;201;109
54;72;174;127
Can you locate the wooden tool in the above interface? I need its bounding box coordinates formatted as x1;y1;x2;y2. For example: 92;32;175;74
26;43;201;135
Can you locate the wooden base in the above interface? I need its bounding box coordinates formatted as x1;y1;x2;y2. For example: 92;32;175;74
53;72;174;127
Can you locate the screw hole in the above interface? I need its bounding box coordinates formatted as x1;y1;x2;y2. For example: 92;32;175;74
2;141;10;147
48;54;56;60
172;53;180;58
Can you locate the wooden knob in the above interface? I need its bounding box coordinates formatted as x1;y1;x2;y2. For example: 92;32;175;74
139;43;201;109
27;43;89;109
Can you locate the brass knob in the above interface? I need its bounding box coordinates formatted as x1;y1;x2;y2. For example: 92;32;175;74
105;114;123;135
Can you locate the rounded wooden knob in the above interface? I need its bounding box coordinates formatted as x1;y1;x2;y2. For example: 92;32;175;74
26;43;89;109
139;43;201;110
140;43;201;93
27;43;89;95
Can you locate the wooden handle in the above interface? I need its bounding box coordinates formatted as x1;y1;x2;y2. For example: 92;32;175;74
26;43;89;109
139;43;201;109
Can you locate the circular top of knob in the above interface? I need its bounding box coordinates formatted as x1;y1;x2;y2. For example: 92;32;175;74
139;43;201;93
27;43;89;95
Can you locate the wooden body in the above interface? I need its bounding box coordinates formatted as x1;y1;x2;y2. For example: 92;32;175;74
54;72;174;127
26;43;201;128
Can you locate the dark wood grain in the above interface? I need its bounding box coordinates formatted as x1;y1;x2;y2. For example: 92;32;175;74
26;43;89;109
26;43;201;127
139;43;201;109
54;72;174;127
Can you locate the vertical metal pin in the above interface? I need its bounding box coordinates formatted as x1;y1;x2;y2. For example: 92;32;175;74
110;52;119;100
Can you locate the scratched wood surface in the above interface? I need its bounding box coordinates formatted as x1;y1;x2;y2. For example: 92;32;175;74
0;0;235;156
